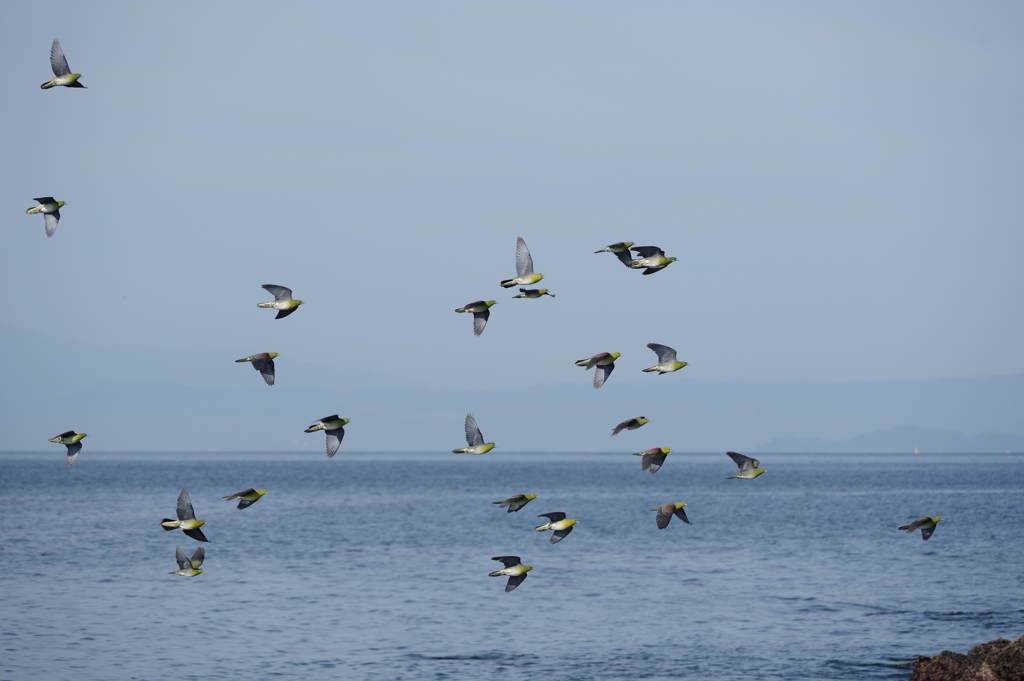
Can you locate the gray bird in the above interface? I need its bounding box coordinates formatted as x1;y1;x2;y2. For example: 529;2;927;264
649;502;690;529
40;40;86;89
235;352;278;386
257;285;303;319
25;197;66;237
512;288;554;298
612;417;650;435
488;556;533;592
625;246;676;275
643;343;688;374
160;489;209;542
535;512;579;544
169;546;205;577
48;430;87;466
898;517;943;540
455;300;497;336
304;415;350;458
500;237;545;288
595;241;635;266
727;451;766;479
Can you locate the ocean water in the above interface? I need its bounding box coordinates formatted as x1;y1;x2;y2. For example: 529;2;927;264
2;451;1022;681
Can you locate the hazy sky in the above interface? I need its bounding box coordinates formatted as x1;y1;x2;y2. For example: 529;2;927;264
2;1;1022;391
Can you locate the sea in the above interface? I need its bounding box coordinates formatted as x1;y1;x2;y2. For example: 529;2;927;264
2;451;1022;681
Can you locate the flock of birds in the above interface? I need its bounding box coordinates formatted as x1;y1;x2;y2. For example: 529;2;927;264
29;40;943;590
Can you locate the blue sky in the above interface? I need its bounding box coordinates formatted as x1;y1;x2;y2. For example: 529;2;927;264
2;1;1023;393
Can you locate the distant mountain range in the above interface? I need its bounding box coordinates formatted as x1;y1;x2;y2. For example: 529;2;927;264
2;325;1022;453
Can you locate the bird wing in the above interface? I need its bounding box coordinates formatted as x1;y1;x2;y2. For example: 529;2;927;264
65;442;82;466
43;212;60;238
472;309;490;336
320;415;340;422
642;266;666;275
551;527;574;543
236;497;259;509
655;507;673;529
612;420;630;435
727;451;756;473
175;546;190;571
262;284;293;300
515;237;534;277
673;507;691;524
224;489;254;500
492;556;521;568
630;246;662;258
584;353;607;369
189;547;205;568
34;197;57;204
920;524;937;540
902;518;929;532
593;362;614;388
641;452;659;472
465;414;484;446
614;250;634;266
647;343;677;364
50;40;71;77
275;307;298;319
55;430;76;439
182;527;210;542
505;573;527;592
325;428;345;458
176;489;195;521
256;358;276;386
538;512;567;522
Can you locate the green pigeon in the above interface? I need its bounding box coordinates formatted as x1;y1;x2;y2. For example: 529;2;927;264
26;197;66;237
304;415;350;458
257;284;303;319
500;237;544;288
48;430;87;466
453;413;495;454
643;343;688;374
235;352;278;386
633;447;672;474
512;288;554;298
575;352;622;389
169;546;205;577
594;241;635;266
222;488;267;509
535;512;579;544
612;417;649;435
455;300;497;336
160;489;209;542
727;451;766;479
489;556;533;592
899;517;943;540
625;246;676;275
649;502;689;529
493;494;537;513
40;40;86;89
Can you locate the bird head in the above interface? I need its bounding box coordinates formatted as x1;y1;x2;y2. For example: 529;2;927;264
637;417;650;426
610;352;622;361
192;569;204;576
256;490;268;497
75;433;89;442
195;520;207;527
57;201;67;209
620;242;635;250
933;517;943;523
565;519;579;528
678;361;689;368
341;418;351;426
674;502;687;510
524;494;537;501
537;289;549;295
295;300;304;306
486;300;498;307
661;448;673;454
666;257;678;263
268;352;280;359
522;564;533;573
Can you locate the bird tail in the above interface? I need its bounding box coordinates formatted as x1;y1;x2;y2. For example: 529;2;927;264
642;366;658;372
500;279;516;288
898;524;911;531
534;523;551;532
488;570;504;577
40;81;56;89
455;307;467;313
161;519;178;530
256;302;275;308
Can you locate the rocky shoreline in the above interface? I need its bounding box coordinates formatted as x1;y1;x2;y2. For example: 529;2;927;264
911;634;1024;681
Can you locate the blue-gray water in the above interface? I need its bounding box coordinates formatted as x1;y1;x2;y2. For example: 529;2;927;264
2;452;1022;681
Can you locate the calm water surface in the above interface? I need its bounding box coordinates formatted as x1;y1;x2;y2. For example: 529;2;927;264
2;452;1022;680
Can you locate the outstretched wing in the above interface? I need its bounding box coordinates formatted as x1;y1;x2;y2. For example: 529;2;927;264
175;546;190;571
630;246;662;258
593;362;614;389
183;527;210;543
538;512;567;522
515;237;534;277
673;506;691;524
176;489;195;521
251;358;275;386
325;427;345;458
464;414;484;446
505;573;527;592
65;442;82;466
189;547;205;568
551;527;574;543
275;307;298;319
50;40;71;77
472;309;490;336
727;451;756;473
491;555;521;568
647;343;677;364
262;284;293;301
655;507;673;529
44;212;60;238
920;524;937;540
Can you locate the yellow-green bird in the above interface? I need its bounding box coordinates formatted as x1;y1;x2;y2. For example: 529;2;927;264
633;447;672;474
235;352;278;386
453;413;495;454
594;241;635;266
643;343;688;374
649;502;690;529
222;488;267;509
26;197;66;238
535;512;579;543
489;556;533;592
625;246;677;275
169;546;205;577
40;40;86;89
304;415;350;458
512;288;554;298
899;517;943;540
727;451;766;479
612;417;649;435
160;489;209;542
575;352;622;389
48;430;87;466
257;284;304;319
455;300;497;336
493;494;537;513
500;237;544;288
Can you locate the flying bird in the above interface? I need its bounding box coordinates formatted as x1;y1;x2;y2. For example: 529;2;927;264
633;447;673;474
535;512;579;544
222;489;267;509
612;417;649;435
492;494;537;513
575;352;622;389
455;300;497;336
160;489;209;542
304;415;350;458
41;40;86;89
257;285;304;319
512;288;554;298
26;197;66;237
727;451;766;479
899;517;944;540
643;344;688;375
649;502;690;529
500;237;544;288
48;430;87;466
594;242;635;266
489;556;533;592
625;246;676;275
453;413;495;454
169;546;205;577
235;352;278;386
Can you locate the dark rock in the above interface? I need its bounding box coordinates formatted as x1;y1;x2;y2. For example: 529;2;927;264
911;634;1024;681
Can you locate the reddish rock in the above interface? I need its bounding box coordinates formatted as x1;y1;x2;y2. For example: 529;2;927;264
911;634;1024;681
